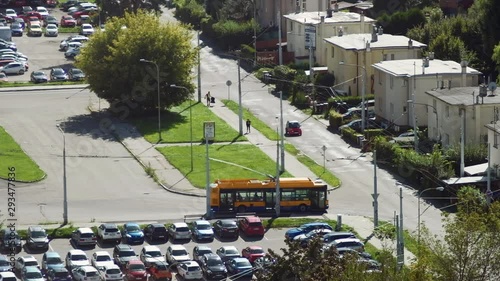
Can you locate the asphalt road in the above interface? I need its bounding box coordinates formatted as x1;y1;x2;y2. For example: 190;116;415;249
157;7;446;237
5;228;288;281
0;89;205;224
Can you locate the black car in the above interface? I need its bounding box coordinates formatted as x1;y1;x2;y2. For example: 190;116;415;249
30;71;48;83
62;0;80;11
50;68;68;81
1;229;22;253
112;244;138;269
46;267;72;281
213;220;239;239
67;68;85;81
143;224;168;242
199;254;227;281
44;16;58;27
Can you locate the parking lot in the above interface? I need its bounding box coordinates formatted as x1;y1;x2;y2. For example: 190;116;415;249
7;6;80;82
4;228;288;281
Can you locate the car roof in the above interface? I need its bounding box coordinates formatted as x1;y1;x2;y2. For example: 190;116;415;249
102;264;120;270
115;244;133;250
334;238;363;244
24;267;40;272
221;246;238;251
302;222;330;227
231;258;248;263
78;227;94;233
143;245;160;252
244;216;261;222
21;255;37;261
0;272;16;277
182;261;198;267
150;223;165;228
169;245;187;250
125;222;140;227
127;260;143;265
69;249;86;255
0;255;8;261
195;245;211;250
51;268;68;273
102;223;117;228
29;226;45;231
94;251;110;256
203;253;220;259
325;232;355;237
247;245;263;250
173;222;188;227
44;252;61;258
220;219;236;224
79;266;97;271
194;220;210;225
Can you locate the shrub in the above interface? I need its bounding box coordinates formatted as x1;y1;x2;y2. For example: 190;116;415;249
212;20;255;50
444;143;488;172
328;110;343;130
373;136;400;163
174;0;208;29
341;127;363;145
364;129;384;141
292;92;309;109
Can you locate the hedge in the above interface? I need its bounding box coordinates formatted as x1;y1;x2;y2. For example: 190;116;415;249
328;110;343;129
340;127;363;145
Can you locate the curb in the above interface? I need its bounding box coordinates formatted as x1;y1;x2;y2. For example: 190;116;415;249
0;85;89;92
0;173;47;183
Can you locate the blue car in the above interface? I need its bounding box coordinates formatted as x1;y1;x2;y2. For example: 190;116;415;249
42;252;64;275
46;268;72;281
225;258;253;278
285;222;333;240
121;223;144;244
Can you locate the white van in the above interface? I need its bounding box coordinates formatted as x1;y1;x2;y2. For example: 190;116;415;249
0;271;17;281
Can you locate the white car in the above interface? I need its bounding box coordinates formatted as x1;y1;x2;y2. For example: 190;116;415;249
14;256;39;274
36;7;49;18
65;47;80;58
59;37;88;51
176;261;202;280
0;54;27;61
0;62;26;75
139;246;165;267
72;266;100;281
91;251;114;270
45;24;58;37
0;271;17;281
165;245;190;265
5;9;17;18
98;264;122;281
65;250;90;270
97;223;121;243
80;24;94;36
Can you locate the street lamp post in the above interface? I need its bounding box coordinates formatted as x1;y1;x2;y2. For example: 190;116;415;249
407;100;440;141
417;186;444;255
339;62;367;132
139;59;162;141
56;124;68;225
170;85;194;171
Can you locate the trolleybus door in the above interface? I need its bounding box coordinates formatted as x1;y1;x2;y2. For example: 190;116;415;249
220;192;235;211
264;192;275;210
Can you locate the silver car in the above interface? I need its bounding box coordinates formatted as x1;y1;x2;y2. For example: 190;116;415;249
168;223;191;241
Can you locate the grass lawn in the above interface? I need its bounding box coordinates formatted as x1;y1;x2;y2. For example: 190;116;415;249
223;100;279;141
0;81;86;88
0;126;46;182
157;144;292;188
133;101;247;144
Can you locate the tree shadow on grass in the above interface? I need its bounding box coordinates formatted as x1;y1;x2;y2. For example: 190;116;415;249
130;110;187;138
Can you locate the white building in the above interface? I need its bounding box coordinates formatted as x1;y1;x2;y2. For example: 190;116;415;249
372;58;481;128
487;121;500;170
283;9;375;66
427;86;500;146
324;30;426;96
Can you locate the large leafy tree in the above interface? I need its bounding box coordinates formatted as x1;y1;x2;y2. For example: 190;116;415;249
76;11;197;114
96;0;167;19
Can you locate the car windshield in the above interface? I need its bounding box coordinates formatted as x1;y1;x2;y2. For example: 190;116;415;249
106;268;121;275
305;231;317;238
71;69;82;74
249;222;262;227
86;271;97;277
63;16;73;20
146;251;161;257
54;271;68;278
222;222;236;227
198;249;212;255
206;259;222;266
25;261;38;267
47;257;62;264
31;231;46;238
96;255;110;261
175;227;189;232
250;249;264;254
80;233;93;238
187;266;200;272
48;26;56;29
33;72;44;76
26;272;42;279
105;228;118;233
154;264;167;270
288;122;300;128
53;69;64;75
119;251;135;257
126;225;140;232
72;255;87;261
0;260;9;266
129;264;145;271
172;250;187;256
236;261;251;267
196;224;211;230
225;249;238;255
32;24;40;28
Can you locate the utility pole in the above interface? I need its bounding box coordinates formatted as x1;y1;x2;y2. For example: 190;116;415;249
278;10;282;65
487;143;492;204
412;63;418;151
56;124;68;225
399;187;405;269
237;58;243;135
309;45;314;100
197;30;202;102
253;0;257;67
279;91;285;173
460;108;465;177
372;150;379;227
275;123;281;217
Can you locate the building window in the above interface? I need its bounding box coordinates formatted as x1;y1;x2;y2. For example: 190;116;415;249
402;79;407;87
290;21;293;32
433;99;437;111
383;54;388;61
378;71;382;85
391;54;395;60
390;76;394;89
446;105;450;118
494;132;498;148
331;46;334;58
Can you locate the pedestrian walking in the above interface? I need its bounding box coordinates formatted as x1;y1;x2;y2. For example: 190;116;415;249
205;91;211;107
246;119;251;134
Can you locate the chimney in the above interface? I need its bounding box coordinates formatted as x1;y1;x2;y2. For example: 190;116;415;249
366;41;371;52
334;2;339;12
408;39;413;49
371;24;378;42
440;81;444;89
360;11;365;32
422;59;426;75
338;26;343;36
326;8;332;18
461;60;468;87
429;52;434;60
320;16;325;23
448;80;452;89
378;26;383;35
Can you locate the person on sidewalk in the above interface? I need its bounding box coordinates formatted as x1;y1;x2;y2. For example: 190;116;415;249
246;119;251;134
205;91;211;107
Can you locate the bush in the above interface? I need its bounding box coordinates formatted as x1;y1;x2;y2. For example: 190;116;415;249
292;92;309;109
174;0;208;29
444;143;488;173
373;136;400;163
340;127;363;145
328;110;343;130
212;20;255;50
364;129;385;141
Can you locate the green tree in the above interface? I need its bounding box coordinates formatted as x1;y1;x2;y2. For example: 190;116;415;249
377;8;426;35
76;11;197;114
492;43;500;82
219;0;254;21
96;0;167;20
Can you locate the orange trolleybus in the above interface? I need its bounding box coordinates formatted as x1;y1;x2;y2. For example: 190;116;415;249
210;177;329;214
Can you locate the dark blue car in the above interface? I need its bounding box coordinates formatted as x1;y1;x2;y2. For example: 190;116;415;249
46;268;72;281
225;258;253;278
122;223;144;244
285;222;333;240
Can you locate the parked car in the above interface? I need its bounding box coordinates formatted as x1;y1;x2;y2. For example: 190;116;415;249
0;72;7;82
213;220;238;239
79;23;93;36
0;255;12;272
62;0;80;11
192;246;213;264
90;251;114;270
35;6;48;18
22;267;44;281
64;250;89;270
176;261;202;281
123;260;147;281
15;256;39;274
253;256;275;274
97;264;122;281
285;222;333;240
328;238;365;252
285;120;302;136
26;226;49;250
112;244;138;269
5;9;16;19
59;35;88;51
145;261;171;281
45;0;58;8
30;71;47;83
199;254;227;281
165;245;190;265
341;109;376;120
71;266;99;281
336;247;373;260
0;229;22;252
64;47;80;58
338;119;378;132
97;223;121;244
60;15;76;27
45;268;71;281
238;216;264;237
121;223;145;244
45;24;58;37
27;23;42;36
322;232;357;244
50;68;68;81
225;258;253;278
44;15;58;27
143;224;168;242
41;252;64;273
76;15;90;26
191;220;214;242
215;246;240;262
348;99;375;112
167;223;191;241
71;227;96;248
139;246;164;267
294;229;333;247
241;246;265;263
0;272;17;281
11;22;24;36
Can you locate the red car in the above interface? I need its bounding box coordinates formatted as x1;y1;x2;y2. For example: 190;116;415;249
241;246;266;263
239;216;265;237
60;15;76;27
285;120;302;136
124;260;148;281
20;11;42;22
72;8;98;19
45;0;58;7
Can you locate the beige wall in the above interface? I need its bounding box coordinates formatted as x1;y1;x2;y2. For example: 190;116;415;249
488;128;500;168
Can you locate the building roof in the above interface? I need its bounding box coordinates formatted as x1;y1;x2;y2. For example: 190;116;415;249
324;33;426;50
372;59;482;77
427;86;500;106
283;11;375;25
485;121;500;133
